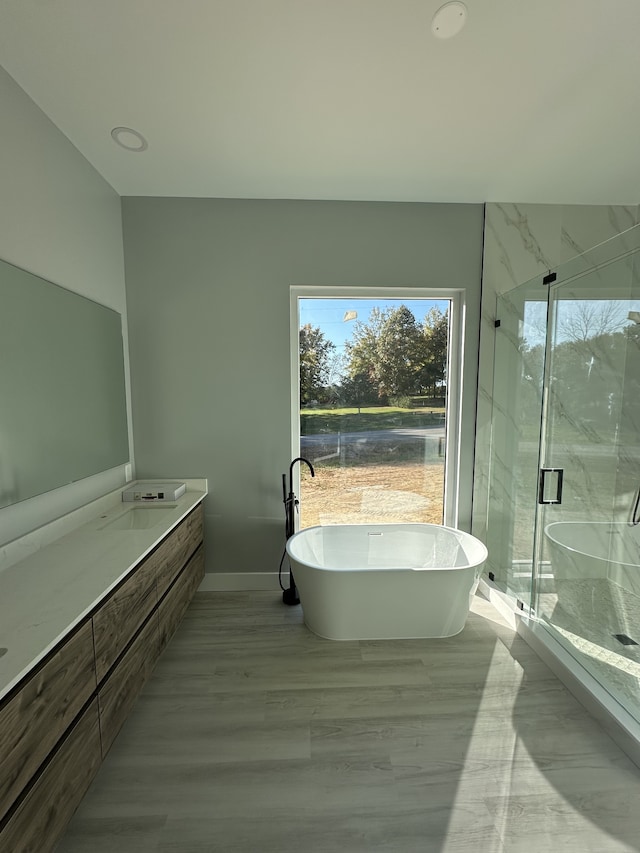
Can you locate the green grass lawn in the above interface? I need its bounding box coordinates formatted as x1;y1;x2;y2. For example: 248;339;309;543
300;405;446;435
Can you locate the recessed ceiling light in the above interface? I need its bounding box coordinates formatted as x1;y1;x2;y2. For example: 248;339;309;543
110;126;148;152
431;1;468;39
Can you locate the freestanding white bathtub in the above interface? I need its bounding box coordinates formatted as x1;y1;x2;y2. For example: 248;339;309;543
285;523;488;640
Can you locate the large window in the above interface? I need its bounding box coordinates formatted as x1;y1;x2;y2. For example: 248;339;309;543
291;288;462;529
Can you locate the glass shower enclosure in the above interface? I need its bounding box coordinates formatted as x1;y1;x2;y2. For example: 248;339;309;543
486;225;640;721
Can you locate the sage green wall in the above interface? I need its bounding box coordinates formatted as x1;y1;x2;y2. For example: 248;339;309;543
122;198;484;578
0;66;131;548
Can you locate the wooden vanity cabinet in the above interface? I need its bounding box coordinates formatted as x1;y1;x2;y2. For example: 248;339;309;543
93;555;158;683
98;612;161;755
155;503;203;599
158;544;205;651
0;500;205;852
0;700;102;853
0;619;96;826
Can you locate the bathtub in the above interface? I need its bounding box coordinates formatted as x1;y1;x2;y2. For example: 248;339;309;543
545;522;640;591
285;523;488;640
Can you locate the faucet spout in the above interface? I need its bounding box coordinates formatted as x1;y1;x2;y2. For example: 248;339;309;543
285;457;315;541
289;456;314;494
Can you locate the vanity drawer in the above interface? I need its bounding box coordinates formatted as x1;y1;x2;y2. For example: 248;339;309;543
154;504;204;598
0;619;96;825
158;544;205;651
93;555;158;683
0;699;102;853
97;611;160;756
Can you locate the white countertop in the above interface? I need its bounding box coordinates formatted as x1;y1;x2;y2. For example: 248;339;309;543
0;479;207;702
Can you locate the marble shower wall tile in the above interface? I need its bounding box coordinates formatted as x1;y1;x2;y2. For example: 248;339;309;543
482;204;561;290
473;203;560;547
472;203;639;550
560;205;638;264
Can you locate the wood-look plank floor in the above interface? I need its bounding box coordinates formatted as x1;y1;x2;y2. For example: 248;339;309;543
56;592;640;852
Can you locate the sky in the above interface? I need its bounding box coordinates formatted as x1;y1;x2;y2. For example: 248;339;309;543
299;297;450;354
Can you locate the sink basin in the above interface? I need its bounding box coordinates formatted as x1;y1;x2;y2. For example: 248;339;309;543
99;505;178;530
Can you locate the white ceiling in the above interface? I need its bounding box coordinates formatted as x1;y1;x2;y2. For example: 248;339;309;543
1;0;640;203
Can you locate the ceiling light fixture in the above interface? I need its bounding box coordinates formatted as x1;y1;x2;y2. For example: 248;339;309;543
431;1;468;39
110;126;148;152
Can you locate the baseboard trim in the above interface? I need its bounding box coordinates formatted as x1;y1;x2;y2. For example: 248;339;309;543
198;572;287;591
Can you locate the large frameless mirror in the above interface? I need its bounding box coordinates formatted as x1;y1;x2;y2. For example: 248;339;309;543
0;257;129;509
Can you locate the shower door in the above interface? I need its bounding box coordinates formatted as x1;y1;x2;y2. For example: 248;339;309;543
486;277;548;609
533;230;640;717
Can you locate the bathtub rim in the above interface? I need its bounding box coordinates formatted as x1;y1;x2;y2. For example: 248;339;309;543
286;522;488;573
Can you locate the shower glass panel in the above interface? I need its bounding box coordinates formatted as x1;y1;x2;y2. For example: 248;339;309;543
486;277;547;608
534;228;640;718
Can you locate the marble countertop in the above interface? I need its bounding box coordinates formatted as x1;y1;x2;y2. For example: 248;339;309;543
0;479;207;703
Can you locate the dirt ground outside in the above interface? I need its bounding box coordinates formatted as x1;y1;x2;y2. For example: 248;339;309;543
299;462;445;528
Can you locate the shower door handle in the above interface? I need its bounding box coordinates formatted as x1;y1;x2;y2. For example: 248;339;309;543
632;488;640;526
538;468;564;505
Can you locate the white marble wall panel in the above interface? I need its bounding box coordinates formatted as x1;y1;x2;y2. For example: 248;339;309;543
473;203;639;564
474;203;560;553
560;205;638;263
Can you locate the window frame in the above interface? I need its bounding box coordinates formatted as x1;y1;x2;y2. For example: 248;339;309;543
290;285;465;528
